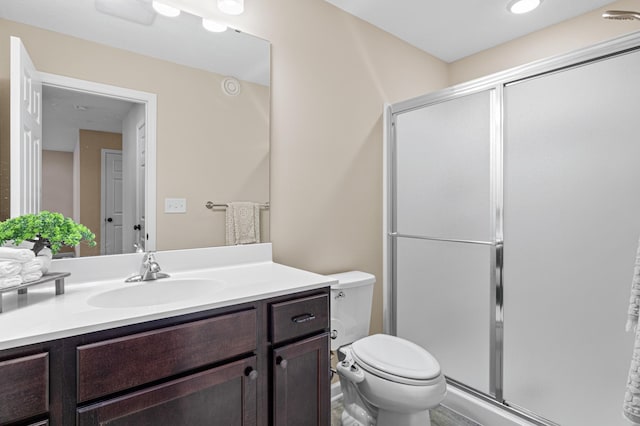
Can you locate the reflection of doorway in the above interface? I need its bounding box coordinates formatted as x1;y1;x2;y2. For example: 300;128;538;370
42;88;135;256
11;36;158;255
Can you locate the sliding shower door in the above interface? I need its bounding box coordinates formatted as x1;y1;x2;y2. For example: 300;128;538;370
502;49;640;425
389;34;640;426
393;90;497;395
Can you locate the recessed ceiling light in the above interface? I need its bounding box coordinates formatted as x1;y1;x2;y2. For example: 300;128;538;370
507;0;542;14
218;0;244;15
152;1;181;17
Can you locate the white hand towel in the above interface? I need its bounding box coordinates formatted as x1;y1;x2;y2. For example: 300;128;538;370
625;236;640;424
21;258;44;274
225;202;260;246
0;247;35;262
0;260;21;277
0;275;22;289
21;270;43;283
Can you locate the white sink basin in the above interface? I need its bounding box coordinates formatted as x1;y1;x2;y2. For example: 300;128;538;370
87;278;227;308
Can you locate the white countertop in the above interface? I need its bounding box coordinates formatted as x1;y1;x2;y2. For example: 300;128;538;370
0;244;336;350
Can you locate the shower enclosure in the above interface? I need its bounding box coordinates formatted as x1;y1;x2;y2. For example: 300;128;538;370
386;33;640;426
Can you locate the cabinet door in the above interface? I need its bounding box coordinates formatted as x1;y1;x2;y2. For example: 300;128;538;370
77;356;258;426
273;333;329;426
0;352;49;425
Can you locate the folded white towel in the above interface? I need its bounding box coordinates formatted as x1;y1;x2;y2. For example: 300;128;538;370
0;275;22;289
225;202;260;245
21;258;44;274
0;247;35;262
21;271;43;283
0;260;21;277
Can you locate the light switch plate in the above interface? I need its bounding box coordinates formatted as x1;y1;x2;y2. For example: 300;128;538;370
165;198;187;213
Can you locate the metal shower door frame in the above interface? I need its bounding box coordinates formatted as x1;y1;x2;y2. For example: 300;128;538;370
385;30;640;424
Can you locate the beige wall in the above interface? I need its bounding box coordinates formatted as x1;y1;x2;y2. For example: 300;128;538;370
212;0;449;334
79;130;122;257
212;0;640;335
449;0;640;85
41;150;73;217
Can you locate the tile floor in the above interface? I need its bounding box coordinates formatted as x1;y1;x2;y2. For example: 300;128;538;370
331;398;479;426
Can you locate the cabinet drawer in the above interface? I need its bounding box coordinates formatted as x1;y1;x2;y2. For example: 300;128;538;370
0;352;49;424
270;294;329;344
77;308;256;403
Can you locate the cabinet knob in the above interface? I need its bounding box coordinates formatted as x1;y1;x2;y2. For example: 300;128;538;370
276;356;288;370
244;367;259;381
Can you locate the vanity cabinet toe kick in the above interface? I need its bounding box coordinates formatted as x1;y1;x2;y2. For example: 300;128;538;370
0;287;330;426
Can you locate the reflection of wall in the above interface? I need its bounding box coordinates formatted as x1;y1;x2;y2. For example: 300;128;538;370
0;18;270;252
42;150;73;216
79;130;122;257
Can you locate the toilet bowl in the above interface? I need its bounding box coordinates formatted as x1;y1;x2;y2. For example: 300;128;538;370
328;272;446;426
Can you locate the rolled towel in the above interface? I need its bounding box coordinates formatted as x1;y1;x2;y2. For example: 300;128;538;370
21;271;43;283
0;275;23;289
0;247;35;262
21;258;44;275
0;260;21;277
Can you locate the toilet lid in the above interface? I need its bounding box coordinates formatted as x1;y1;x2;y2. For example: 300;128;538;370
351;334;441;381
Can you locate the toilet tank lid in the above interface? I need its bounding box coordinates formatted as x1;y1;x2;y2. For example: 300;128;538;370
326;271;375;289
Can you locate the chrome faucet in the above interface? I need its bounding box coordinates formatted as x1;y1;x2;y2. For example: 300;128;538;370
125;252;170;282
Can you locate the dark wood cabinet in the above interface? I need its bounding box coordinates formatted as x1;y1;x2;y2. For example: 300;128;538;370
0;287;330;426
77;356;258;426
269;292;330;426
272;334;330;426
0;352;49;425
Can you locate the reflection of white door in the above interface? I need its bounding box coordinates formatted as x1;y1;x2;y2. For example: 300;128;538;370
10;36;42;216
136;121;146;251
101;150;123;255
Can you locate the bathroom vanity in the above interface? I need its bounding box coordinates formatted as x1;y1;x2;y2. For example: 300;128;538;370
0;244;332;426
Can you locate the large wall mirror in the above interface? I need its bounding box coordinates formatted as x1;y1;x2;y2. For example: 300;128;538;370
0;0;270;257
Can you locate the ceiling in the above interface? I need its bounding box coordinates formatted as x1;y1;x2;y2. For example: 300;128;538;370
324;0;619;62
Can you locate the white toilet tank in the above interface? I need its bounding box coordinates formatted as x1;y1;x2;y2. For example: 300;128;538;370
327;271;375;350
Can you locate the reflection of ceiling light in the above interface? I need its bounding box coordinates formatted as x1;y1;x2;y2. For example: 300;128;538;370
507;0;542;14
218;0;244;15
202;18;228;33
152;1;181;17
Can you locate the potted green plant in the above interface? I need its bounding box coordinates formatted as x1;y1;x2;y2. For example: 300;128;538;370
0;211;96;256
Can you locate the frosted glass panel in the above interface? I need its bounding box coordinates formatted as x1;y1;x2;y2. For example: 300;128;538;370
503;50;640;426
396;237;491;394
395;91;492;241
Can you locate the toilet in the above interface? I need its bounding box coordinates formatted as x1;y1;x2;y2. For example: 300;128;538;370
328;271;446;426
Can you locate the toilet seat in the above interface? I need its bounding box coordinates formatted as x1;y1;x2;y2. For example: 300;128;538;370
351;334;442;385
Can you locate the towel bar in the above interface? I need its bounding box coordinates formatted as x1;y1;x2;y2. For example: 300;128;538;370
205;201;269;210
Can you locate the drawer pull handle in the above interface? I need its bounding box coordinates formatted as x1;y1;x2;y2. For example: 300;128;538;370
291;313;316;324
244;367;259;381
276;356;288;370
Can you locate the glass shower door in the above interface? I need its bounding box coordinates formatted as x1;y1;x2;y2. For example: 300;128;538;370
503;49;640;425
393;90;496;395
